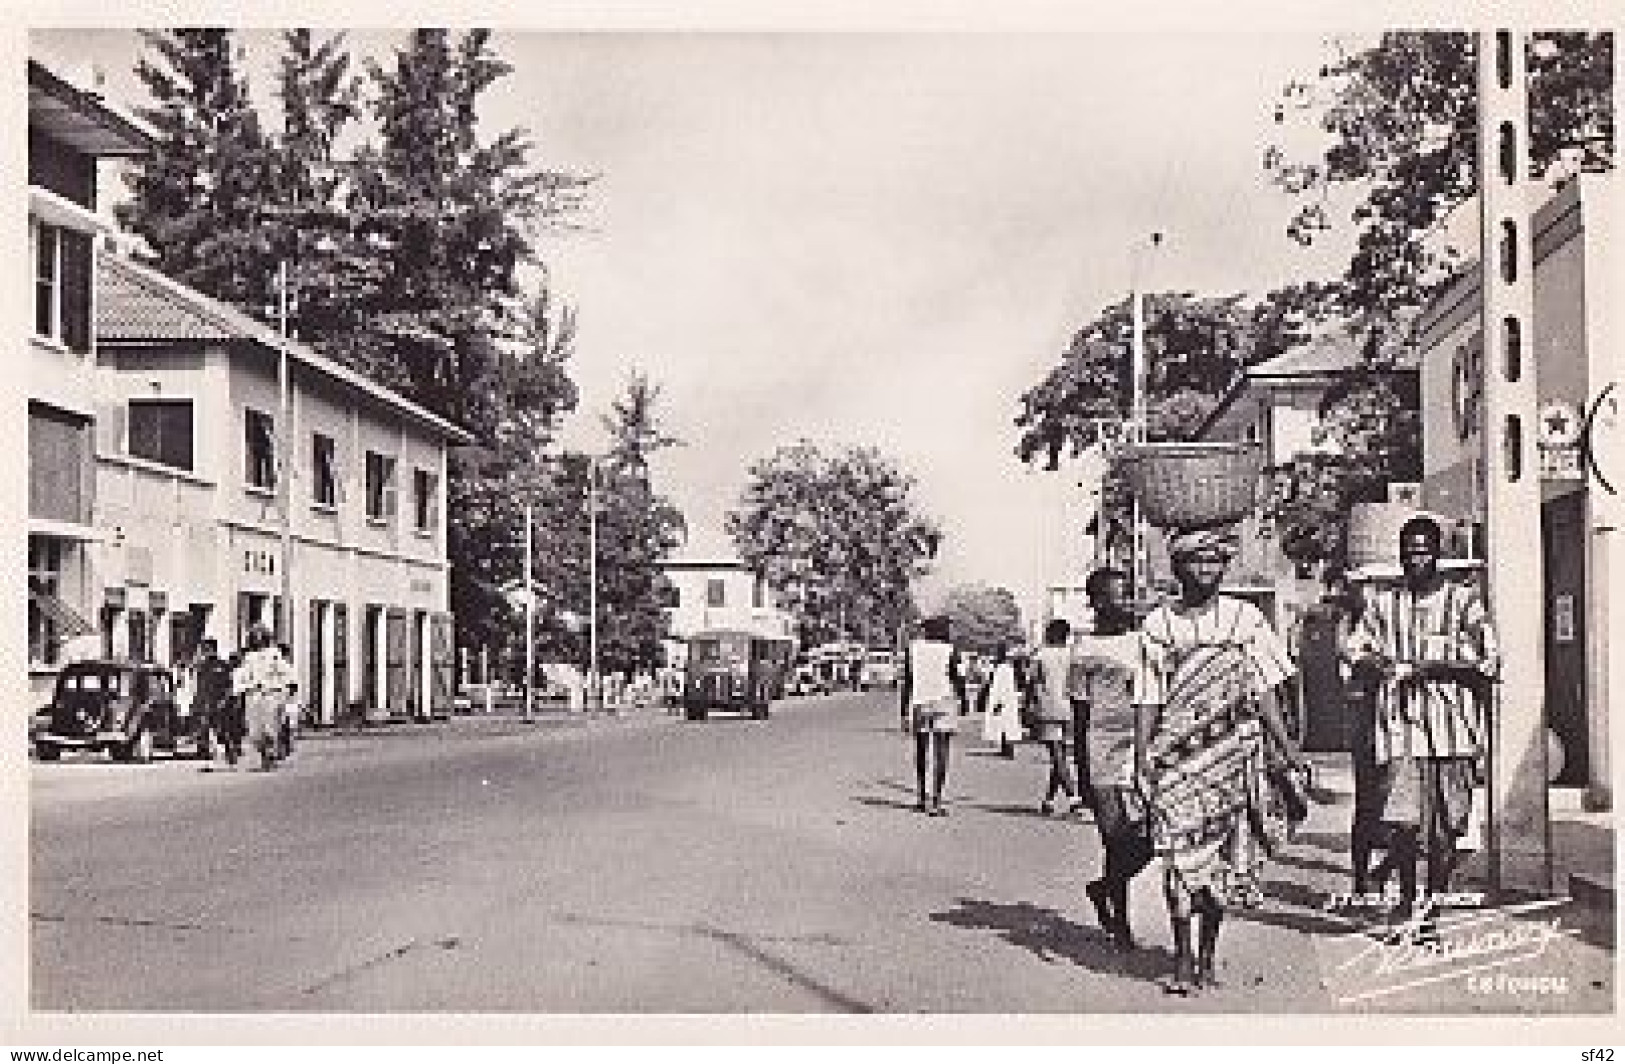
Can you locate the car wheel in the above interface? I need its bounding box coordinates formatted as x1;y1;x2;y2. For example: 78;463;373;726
34;741;60;762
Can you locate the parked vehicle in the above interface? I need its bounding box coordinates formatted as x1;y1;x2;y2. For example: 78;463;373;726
34;660;212;763
784;661;829;697
683;630;794;720
859;648;900;691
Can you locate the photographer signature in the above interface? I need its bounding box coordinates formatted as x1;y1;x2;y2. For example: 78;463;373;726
1330;897;1576;1005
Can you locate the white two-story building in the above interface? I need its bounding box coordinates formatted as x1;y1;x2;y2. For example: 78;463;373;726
93;252;473;724
658;528;795;668
26;59;152;707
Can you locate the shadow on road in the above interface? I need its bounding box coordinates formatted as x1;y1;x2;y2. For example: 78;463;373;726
1274;847;1354;879
928;896;1175;987
967;802;1050;821
853;795;922;814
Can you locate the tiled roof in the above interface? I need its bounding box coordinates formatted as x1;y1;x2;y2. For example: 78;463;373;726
96;257;239;341
1247;326;1419;381
95;253;475;445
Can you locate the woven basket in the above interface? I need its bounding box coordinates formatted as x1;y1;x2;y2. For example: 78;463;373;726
1119;442;1265;529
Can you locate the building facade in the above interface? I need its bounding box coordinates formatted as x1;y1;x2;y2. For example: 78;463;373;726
1414;174;1616;803
93;253;472;724
26;60;152;707
1195;328;1422;626
658;529;795;667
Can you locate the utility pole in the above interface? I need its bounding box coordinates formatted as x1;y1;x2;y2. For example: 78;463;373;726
275;261;294;649
1127;232;1163;602
587;456;600;712
1478;28;1551;894
523;499;535;721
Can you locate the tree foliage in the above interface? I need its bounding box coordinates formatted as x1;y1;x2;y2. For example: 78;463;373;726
119;29;279;313
1265;31;1614;334
937;583;1024;655
118;28;600;665
1015;284;1340;553
585;375;686;673
726;442;941;648
1258;32;1612;565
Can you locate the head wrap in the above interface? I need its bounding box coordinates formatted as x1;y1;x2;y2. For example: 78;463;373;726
1166;524;1240;562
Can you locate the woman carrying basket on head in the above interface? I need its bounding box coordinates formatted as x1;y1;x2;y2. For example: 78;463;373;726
1133;525;1310;995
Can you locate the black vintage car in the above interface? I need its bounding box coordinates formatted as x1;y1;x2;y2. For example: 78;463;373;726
682;630;793;721
34;660;212;763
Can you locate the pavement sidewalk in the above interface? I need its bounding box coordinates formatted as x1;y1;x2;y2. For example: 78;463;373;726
296;701;672;741
1307;750;1615;924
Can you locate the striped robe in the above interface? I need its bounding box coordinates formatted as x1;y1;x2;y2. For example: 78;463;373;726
1343;578;1498;766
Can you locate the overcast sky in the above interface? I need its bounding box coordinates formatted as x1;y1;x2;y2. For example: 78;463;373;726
32;24;1361;621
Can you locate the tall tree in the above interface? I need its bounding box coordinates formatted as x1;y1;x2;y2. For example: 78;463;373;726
448;285;583;659
583;374;686;674
265;30;371;355
119;29;279;313
727;442;941;647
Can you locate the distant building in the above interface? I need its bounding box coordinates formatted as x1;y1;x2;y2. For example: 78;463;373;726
26;58;152;707
658;528;795;666
93;252;474;723
1192;326;1421;627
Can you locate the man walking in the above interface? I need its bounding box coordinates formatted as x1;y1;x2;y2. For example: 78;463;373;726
192;638;235;766
1342;515;1499;924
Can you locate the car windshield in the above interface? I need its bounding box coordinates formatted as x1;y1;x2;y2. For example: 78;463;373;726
59;670;122;696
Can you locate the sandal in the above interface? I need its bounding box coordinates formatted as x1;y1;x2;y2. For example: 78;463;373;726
929;804;949;817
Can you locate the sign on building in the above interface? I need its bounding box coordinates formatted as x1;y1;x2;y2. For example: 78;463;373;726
1538;399;1583;482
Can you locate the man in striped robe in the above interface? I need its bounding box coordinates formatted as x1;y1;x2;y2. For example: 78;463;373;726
1343;515;1500;921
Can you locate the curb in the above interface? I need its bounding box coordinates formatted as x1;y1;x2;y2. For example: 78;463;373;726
295;708;660;740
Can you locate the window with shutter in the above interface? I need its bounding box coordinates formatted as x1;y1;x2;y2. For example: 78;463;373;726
313;433;337;507
366;451;397;522
128;400;194;471
245;409;276;489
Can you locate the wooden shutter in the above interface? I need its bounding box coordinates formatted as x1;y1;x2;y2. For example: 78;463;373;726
385;608;408;714
332;603;349;717
60;229;91;354
431;613;455;715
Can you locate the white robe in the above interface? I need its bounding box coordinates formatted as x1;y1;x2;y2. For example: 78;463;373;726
980;660;1023;743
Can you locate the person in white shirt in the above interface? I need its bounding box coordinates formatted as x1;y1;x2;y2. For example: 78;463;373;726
901;615;966;816
232;624;293;771
1075;566;1152;952
979;645;1023;758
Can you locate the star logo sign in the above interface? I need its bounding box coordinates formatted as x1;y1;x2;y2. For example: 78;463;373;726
1538;400;1581;446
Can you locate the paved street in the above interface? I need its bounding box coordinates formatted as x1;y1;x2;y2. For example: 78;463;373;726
31;692;1612;1014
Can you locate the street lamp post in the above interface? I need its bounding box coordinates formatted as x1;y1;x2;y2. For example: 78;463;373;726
1127;231;1163;602
587;456;601;712
523;498;535;722
275;262;294;647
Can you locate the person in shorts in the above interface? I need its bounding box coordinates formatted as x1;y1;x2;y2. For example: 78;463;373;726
1030;618;1086;817
1074;567;1152;951
901;615;965;817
